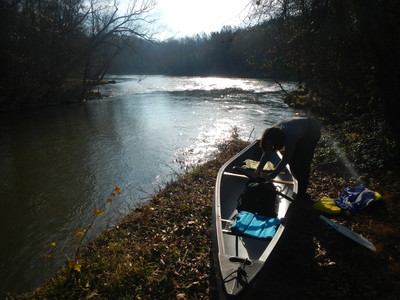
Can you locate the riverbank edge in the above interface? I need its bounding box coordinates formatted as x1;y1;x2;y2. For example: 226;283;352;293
0;80;110;113
13;112;400;299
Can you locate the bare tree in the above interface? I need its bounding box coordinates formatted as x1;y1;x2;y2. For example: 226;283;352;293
0;0;156;108
71;0;157;93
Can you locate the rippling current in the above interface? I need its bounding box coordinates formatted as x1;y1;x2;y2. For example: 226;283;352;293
0;75;296;293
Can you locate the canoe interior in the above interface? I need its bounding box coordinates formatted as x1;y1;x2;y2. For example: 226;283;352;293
214;140;298;296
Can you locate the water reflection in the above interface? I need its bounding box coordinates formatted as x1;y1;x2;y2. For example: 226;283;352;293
0;75;295;293
101;75;294;96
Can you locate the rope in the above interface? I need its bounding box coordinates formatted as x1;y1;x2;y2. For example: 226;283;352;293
223;258;250;287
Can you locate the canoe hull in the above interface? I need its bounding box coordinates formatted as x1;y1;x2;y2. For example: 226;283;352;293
213;140;298;296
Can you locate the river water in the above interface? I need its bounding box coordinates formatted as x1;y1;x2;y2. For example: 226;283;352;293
0;75;296;294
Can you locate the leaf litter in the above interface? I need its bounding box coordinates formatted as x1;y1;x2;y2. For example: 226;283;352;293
16;114;400;299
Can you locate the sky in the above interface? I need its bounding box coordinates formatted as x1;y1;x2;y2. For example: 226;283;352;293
149;0;253;39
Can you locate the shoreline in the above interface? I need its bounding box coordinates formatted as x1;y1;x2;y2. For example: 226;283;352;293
12;114;400;299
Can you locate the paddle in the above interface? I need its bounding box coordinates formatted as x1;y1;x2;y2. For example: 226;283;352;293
223;171;294;185
231;167;377;252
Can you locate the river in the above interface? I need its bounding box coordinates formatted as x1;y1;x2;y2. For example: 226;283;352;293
0;75;296;294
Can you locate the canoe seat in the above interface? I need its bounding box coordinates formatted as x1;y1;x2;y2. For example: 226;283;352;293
230;211;281;240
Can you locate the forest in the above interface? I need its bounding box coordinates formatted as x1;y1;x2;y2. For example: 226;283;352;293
1;0;400;135
110;23;293;80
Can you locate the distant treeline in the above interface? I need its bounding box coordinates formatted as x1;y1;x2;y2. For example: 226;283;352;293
110;23;294;80
1;0;400;135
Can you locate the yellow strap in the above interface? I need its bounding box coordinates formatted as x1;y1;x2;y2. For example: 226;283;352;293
244;159;275;171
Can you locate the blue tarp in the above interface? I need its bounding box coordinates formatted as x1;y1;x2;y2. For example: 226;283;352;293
231;211;281;240
334;186;376;211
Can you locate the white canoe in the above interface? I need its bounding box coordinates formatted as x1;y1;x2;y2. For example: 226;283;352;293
212;140;298;296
